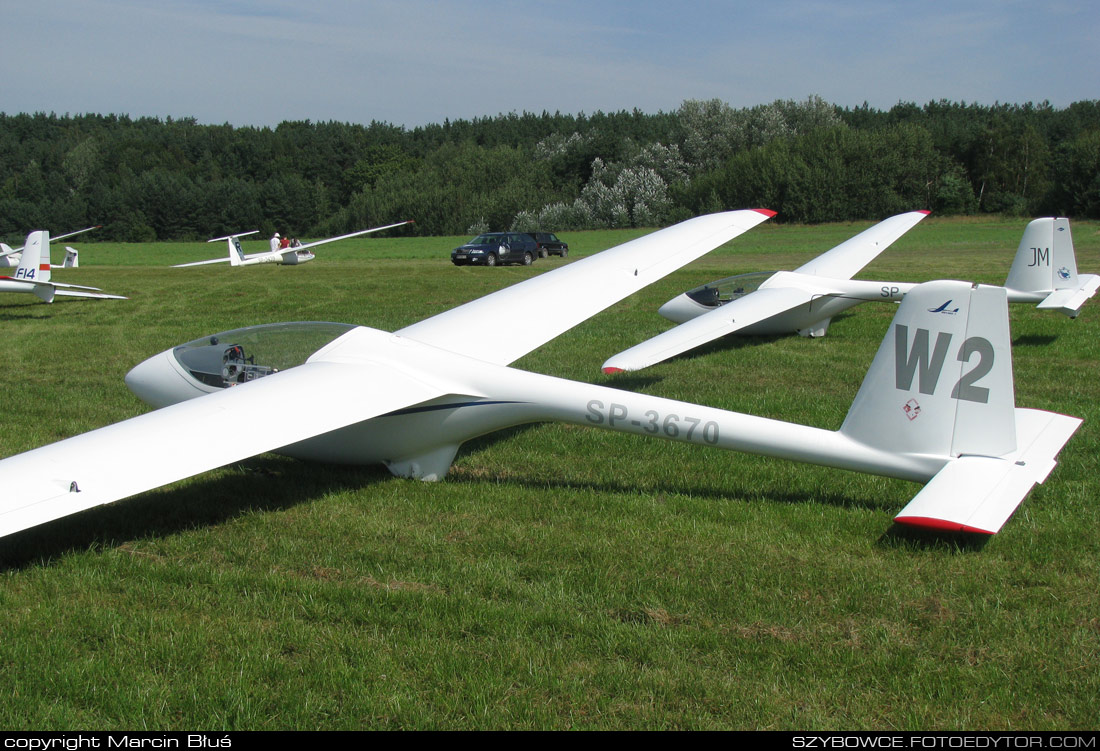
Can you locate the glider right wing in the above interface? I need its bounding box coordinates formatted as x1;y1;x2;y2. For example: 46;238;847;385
793;210;929;278
397;209;775;366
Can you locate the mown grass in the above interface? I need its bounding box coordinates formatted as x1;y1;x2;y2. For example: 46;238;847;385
0;216;1097;730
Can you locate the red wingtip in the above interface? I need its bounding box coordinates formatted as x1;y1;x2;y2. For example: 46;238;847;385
753;208;777;218
918;210;932;215
895;516;995;535
602;367;624;375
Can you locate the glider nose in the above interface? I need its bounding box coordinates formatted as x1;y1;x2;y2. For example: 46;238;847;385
125;349;209;408
658;294;710;324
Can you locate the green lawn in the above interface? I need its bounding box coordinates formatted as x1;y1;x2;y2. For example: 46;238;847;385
0;215;1097;730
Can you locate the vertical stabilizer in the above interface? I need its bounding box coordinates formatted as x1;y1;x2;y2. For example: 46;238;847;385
1005;218;1060;295
228;236;246;267
1004;218;1098;316
1050;217;1080;290
62;247;79;268
15;231;55;302
840;280;1016;460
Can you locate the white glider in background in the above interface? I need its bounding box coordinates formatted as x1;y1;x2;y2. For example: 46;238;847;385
173;220;414;268
0;210;1080;540
603;215;1099;373
0;225;100;269
0;231;126;303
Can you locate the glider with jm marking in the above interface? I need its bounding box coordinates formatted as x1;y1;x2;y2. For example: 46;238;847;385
0;210;1080;540
602;215;1099;373
173;221;414;268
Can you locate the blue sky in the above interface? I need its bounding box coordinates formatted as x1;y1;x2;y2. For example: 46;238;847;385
2;0;1097;128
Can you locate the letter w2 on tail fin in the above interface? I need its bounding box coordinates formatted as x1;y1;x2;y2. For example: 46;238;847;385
840;280;1081;534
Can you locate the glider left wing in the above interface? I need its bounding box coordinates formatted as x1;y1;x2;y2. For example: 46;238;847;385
602;285;817;373
397;209;775;366
0;357;454;538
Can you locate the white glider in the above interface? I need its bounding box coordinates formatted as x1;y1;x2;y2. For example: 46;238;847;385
0;225;100;269
0;210;1080;540
173;221;414;267
0;231;126;303
603;215;1099;373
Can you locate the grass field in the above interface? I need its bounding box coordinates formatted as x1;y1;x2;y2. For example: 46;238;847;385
0;215;1097;730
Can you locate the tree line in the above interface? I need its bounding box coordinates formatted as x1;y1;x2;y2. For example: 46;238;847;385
1;97;1098;243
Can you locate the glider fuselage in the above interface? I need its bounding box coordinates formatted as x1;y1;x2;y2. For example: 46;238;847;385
125;323;945;484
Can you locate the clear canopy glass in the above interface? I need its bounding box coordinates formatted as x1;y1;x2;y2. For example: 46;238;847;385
172;322;356;388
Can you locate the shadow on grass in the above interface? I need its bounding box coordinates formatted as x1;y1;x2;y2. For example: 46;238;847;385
447;454;904;515
0;456;392;570
1012;334;1058;347
875;523;992;553
0;424;547;569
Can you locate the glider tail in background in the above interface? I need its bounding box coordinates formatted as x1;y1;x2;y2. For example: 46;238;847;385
227;235;248;267
13;231;55;302
839;279;1079;534
1003;217;1099;317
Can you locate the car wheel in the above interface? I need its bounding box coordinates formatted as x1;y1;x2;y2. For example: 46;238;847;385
486;253;497;267
539;249;548;258
560;248;568;258
523;252;533;266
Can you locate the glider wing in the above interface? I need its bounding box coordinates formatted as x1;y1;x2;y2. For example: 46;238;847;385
601;285;816;373
0;356;452;538
794;210;929;279
397;209;775;366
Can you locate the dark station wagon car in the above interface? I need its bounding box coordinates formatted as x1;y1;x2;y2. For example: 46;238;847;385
528;232;569;258
451;232;539;266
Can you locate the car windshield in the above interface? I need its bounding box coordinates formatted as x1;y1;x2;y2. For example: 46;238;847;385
470;234;505;245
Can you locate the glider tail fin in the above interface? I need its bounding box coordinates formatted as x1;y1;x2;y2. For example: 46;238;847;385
840;280;1017;460
62;247;79;268
15;231;55;301
841;279;1080;534
228;236;246;267
1004;218;1099;317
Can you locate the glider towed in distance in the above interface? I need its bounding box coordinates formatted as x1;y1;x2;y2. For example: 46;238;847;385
173;221;414;268
0;210;1081;540
603;215;1099;373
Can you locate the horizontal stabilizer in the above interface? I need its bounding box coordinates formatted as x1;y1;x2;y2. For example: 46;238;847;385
1036;273;1100;317
894;408;1081;534
54;289;128;300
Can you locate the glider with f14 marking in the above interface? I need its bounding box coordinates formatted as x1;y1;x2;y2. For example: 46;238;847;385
0;210;1081;540
0;231;126;303
172;221;414;268
0;225;100;269
603;215;1099;373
